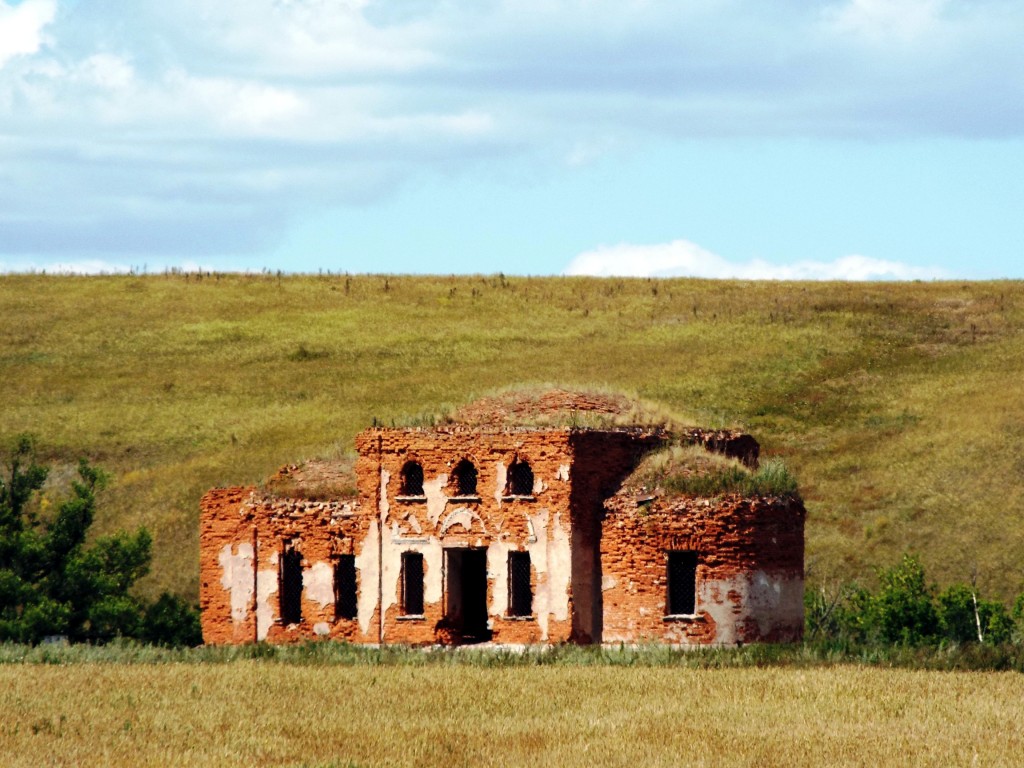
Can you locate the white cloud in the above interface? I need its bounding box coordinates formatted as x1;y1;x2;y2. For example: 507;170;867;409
564;240;949;281
1;0;1023;261
0;0;55;68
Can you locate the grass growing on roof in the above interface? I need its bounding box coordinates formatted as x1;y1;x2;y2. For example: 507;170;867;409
627;444;800;498
385;384;703;430
260;454;359;501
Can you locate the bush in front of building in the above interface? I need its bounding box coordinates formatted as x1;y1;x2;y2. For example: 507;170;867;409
806;553;1019;648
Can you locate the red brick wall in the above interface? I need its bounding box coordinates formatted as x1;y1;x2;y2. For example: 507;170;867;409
361;427;579;645
566;430;664;642
199;487;258;645
199;488;377;645
601;494;805;645
200;426;803;648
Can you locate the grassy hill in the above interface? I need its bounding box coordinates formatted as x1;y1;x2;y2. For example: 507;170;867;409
2;273;1022;602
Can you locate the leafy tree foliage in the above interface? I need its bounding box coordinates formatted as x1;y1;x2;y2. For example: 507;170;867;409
0;435;199;646
142;592;202;647
937;583;1014;645
864;554;940;644
808;553;1021;647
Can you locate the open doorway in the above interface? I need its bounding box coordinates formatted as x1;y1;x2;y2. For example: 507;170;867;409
444;547;491;643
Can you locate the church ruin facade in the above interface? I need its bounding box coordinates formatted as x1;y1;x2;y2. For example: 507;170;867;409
199;392;805;646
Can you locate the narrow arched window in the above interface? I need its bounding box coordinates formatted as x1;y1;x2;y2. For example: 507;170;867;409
401;460;424;496
507;459;534;496
451;459;477;496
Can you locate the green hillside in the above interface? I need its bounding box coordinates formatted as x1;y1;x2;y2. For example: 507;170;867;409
2;273;1022;602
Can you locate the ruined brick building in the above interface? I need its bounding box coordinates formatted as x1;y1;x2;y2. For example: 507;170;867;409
200;391;804;646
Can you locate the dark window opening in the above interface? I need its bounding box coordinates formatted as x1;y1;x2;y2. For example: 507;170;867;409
508;551;532;617
506;459;534;496
666;550;698;616
451;459;477;496
279;543;304;625
334;554;357;620
401;551;424;615
400;460;424;496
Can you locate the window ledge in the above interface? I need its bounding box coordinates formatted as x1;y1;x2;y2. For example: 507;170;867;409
663;614;699;622
395;495;427;503
448;495;481;503
502;495;536;502
504;615;535;621
396;614;426;621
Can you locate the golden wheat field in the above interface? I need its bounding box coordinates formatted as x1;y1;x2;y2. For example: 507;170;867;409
1;664;1021;767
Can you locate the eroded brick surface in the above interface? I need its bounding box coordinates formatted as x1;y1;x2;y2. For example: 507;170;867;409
200;418;805;647
601;494;805;645
363;427;584;645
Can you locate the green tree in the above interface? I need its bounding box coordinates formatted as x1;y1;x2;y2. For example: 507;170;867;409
936;583;1012;644
868;554;940;644
0;435;197;645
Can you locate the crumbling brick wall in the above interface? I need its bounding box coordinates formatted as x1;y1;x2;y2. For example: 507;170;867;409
199;487;375;645
358;427;581;645
200;417;804;647
200;487;259;645
566;430;664;643
600;493;805;645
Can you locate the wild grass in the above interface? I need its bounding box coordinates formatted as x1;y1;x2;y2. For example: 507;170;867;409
2;274;1023;602
626;444;800;498
260;455;359;501
1;657;1022;767
5;639;1024;672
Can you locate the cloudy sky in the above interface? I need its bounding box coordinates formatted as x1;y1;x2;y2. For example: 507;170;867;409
1;0;1022;279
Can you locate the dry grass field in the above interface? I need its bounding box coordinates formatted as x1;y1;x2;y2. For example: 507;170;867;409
1;663;1021;767
2;274;1024;602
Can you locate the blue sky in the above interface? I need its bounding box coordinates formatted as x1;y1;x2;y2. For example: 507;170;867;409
1;0;1022;279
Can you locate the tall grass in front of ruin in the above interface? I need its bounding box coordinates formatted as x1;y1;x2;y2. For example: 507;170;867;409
5;638;1024;671
1;660;1023;767
1;273;1023;601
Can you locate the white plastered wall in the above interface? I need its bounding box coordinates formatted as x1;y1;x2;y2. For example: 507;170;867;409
218;542;254;626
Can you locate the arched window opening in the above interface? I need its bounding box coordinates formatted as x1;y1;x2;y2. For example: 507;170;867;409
400;460;424;496
451;459;478;497
506;459;534;496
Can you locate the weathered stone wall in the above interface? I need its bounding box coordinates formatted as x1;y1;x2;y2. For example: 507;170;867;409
600;494;805;645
